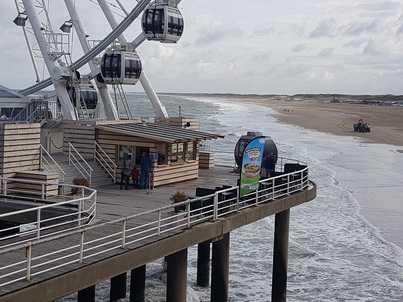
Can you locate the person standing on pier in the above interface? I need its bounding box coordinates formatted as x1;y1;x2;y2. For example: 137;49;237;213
120;154;132;190
139;152;151;189
131;166;139;188
265;153;276;177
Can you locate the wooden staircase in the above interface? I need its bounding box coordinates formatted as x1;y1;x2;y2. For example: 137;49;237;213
44;154;116;188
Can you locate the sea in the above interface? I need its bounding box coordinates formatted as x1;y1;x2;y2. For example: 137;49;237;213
62;93;403;301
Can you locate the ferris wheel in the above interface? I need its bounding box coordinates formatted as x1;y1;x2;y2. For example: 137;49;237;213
12;0;184;121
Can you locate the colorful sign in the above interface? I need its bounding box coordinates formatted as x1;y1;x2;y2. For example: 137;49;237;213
239;137;265;197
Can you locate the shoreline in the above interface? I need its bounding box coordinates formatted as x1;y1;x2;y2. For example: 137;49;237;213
226;96;403;249
228;97;403;148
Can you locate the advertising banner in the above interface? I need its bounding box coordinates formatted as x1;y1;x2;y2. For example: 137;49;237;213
239;136;265;197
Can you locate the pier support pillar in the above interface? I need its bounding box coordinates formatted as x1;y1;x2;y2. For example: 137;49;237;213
197;241;211;287
166;248;188;302
110;272;127;302
211;233;230;302
78;285;95;302
271;209;290;302
130;265;146;302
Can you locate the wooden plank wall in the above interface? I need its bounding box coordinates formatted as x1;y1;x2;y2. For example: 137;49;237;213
63;120;141;159
97;128;158;185
199;151;215;169
115;162;199;187
152;161;199;186
155;117;200;130
0;123;41;177
12;171;59;198
62;121;97;159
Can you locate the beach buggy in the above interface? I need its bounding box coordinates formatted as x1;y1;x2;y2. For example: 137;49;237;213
354;119;371;132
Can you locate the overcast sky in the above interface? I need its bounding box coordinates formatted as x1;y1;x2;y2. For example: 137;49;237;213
1;0;403;95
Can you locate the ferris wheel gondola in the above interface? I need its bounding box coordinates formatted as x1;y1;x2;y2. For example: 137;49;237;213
67;82;98;115
100;49;142;85
142;1;184;43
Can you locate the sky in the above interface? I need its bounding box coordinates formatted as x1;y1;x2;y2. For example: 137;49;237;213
1;0;403;95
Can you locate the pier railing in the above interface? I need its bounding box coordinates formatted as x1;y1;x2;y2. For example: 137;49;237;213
68;142;93;185
0;158;309;289
0;177;97;250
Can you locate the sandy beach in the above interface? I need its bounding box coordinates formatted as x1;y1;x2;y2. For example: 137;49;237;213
227;95;403;249
232;96;403;148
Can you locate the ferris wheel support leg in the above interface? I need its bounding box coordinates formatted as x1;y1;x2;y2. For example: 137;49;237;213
98;84;120;120
22;0;77;120
139;72;169;118
64;0;119;121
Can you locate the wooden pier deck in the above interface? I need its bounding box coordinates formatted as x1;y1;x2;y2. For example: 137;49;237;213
0;165;317;302
96;165;238;220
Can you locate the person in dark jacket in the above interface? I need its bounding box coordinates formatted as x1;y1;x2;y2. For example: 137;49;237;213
139;152;151;189
265;153;276;177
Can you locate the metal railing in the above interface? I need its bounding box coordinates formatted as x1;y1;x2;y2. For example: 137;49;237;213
68;142;93;185
40;145;66;183
0;159;310;289
94;141;117;182
0;177;97;250
10;100;51;123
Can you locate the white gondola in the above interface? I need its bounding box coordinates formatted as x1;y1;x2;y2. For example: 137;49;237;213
100;50;142;85
142;1;184;43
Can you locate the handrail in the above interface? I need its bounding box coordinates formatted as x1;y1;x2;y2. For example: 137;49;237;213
0;160;310;289
94;141;117;182
0;177;97;250
11;100;50;123
68;142;93;185
40;145;66;183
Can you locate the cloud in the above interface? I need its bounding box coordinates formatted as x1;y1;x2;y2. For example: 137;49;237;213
342;20;381;36
194;22;244;46
292;44;307;53
362;39;382;55
357;1;403;11
310;18;339;38
318;48;335;57
2;0;403;95
343;38;370;49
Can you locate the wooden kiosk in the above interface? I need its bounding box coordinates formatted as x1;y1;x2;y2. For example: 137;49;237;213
95;120;222;186
62;119;222;187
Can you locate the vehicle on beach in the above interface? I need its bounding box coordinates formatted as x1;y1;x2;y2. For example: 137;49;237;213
354;123;370;132
353;119;370;132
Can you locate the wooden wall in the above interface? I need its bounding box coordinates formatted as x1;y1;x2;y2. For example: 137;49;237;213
10;171;59;199
62;121;97;159
63;120;140;159
152;161;199;186
199;151;215;169
0;123;41;177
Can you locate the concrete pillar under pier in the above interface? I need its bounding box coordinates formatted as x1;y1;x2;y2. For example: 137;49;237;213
197;241;211;287
211;233;230;302
77;285;95;302
110;272;127;302
166;248;188;302
271;209;290;302
130;265;146;302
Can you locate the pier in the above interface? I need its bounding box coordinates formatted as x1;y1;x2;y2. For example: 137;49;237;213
0;163;316;302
